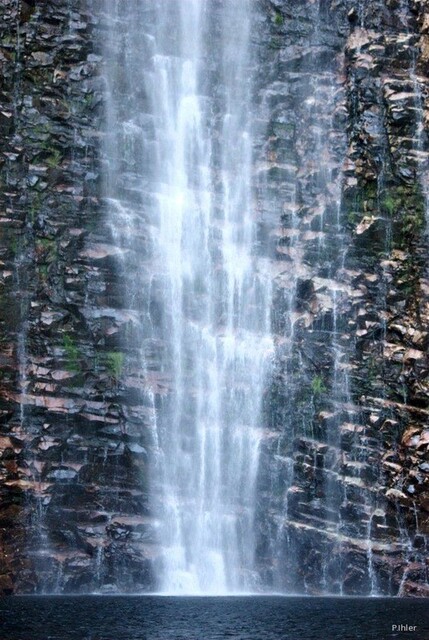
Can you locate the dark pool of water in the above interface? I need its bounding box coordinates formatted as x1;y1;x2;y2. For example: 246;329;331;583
0;596;428;640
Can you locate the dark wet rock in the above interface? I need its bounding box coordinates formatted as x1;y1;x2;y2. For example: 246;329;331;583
0;0;428;597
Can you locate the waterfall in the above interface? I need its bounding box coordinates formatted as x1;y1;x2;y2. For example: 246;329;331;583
103;0;272;594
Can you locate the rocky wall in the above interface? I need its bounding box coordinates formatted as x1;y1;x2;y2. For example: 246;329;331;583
257;0;429;595
0;0;155;594
0;0;428;595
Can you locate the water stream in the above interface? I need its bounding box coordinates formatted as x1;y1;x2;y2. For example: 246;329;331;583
103;0;272;595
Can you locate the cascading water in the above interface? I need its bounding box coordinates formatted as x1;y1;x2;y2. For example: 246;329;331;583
0;0;427;601
103;0;272;594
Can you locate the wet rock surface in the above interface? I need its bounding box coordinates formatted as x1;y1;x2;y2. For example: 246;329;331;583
256;0;429;596
0;0;428;595
0;0;155;594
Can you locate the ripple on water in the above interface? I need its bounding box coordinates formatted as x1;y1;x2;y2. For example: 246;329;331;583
0;596;428;640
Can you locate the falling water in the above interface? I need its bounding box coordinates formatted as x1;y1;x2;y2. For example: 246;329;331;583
103;0;272;594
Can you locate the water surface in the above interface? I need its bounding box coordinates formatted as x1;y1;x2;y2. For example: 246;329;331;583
0;596;428;639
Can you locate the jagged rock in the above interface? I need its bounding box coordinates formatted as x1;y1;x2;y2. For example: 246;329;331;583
0;0;428;597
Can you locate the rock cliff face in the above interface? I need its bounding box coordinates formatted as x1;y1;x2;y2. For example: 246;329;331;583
0;0;154;593
0;0;428;595
256;0;429;596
